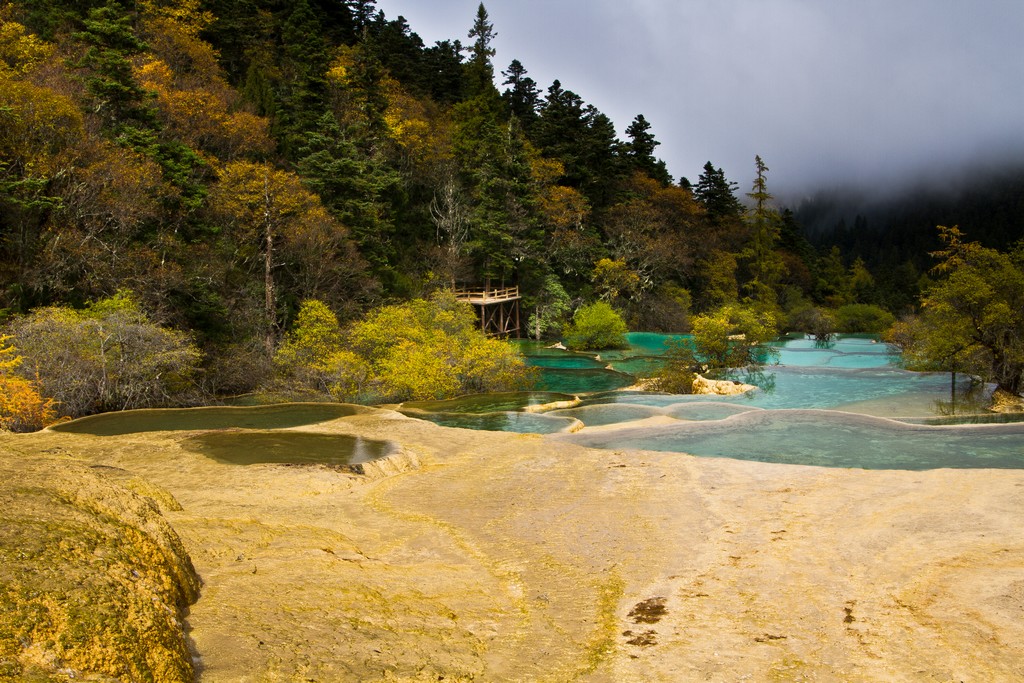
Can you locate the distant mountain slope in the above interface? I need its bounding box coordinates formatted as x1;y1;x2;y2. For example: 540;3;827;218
792;163;1024;270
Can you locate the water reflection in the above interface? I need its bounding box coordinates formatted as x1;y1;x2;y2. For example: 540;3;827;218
183;430;396;466
398;407;579;434
50;403;369;436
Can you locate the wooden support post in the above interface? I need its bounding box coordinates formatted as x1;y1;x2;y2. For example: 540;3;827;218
454;284;522;337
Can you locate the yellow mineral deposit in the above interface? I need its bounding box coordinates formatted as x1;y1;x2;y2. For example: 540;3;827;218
2;407;1023;681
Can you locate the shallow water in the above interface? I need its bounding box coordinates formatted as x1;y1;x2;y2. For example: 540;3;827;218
50;403;367;436
534;368;634;393
402;391;578;414
183;431;396;466
49;336;1022;470
558;409;1024;470
404;333;1024;469
399;408;579;434
398;390;585;433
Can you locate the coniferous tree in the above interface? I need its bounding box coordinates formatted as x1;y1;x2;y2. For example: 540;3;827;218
776;208;818;298
277;0;330;156
421;39;464;104
624;114;670;185
534;80;586;173
347;0;377;34
73;2;155;133
241;59;277;119
74;3;209;206
501;59;540;126
364;14;428;95
464;2;497;98
198;0;271;83
741;155;786;305
693;161;742;222
534;82;626;208
579;107;627;208
296;113;401;274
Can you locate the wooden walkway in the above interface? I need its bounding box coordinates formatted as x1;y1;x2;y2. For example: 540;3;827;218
454;285;521;337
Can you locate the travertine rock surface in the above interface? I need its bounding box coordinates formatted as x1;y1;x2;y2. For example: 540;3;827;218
3;407;1023;681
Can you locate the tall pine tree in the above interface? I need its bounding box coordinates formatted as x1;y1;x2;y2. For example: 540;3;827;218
624;114;670;185
741;155;786;306
501;59;540;127
464;2;497;99
277;0;330;156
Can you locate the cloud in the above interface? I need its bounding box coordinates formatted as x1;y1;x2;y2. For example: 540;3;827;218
375;0;1024;195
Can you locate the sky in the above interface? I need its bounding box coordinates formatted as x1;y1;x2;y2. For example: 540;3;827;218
372;0;1024;199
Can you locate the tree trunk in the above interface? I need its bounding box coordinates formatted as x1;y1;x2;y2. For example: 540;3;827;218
950;370;956;414
263;172;276;357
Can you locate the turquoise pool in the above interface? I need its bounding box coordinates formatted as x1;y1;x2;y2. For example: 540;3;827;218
401;333;1024;470
557;409;1024;471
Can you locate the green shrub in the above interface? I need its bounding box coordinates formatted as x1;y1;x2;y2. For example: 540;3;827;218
562;301;629;350
8;292;201;417
273;293;535;403
691;305;778;369
787;305;837;341
834;304;895;334
646;338;698;393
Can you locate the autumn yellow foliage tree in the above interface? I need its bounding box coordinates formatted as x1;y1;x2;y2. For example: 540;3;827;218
273;293;534;403
273;300;368;400
135;55;273;162
351;292;534;401
210;161;367;354
0;334;58;431
0;11;53;73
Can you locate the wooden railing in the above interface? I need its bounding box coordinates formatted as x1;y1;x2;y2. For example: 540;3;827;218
453;285;520;303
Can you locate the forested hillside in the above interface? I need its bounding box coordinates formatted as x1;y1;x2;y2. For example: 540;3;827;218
0;0;947;408
793;165;1024;311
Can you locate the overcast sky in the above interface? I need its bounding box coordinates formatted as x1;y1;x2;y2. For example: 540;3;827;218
372;0;1024;198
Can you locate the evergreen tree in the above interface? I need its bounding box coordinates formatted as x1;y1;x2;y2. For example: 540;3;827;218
501;59;540;126
624;114;670;185
73;3;209;206
817;245;852;306
534;80;586;171
344;0;376;37
534;82;625;208
421;39;464;104
776;208;818;298
364;14;428;96
465;2;497;98
197;0;273;83
454;106;540;281
277;0;330;156
241;59;277;119
73;2;155;132
741;155;786;305
296;113;401;275
693;161;742;222
340;40;390;132
692;161;744;260
579;106;627;207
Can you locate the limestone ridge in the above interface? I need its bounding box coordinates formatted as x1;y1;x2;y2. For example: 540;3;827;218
0;448;200;683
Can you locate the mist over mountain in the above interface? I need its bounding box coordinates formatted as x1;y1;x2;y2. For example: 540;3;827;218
788;159;1024;271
